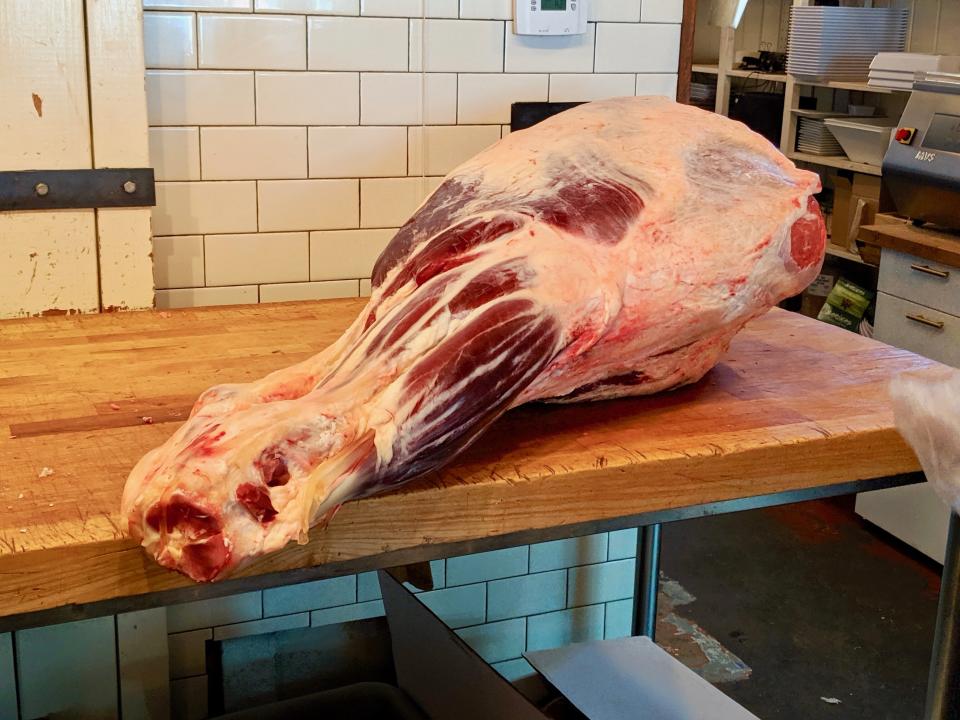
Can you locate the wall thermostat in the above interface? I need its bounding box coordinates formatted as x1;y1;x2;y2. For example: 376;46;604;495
514;0;588;36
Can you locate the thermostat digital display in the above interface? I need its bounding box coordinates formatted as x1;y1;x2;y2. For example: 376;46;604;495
514;0;588;35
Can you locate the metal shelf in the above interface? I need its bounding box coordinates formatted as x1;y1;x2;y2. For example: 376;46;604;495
787;151;882;176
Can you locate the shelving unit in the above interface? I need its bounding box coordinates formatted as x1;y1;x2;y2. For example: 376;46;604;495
786;151;883;176
690;1;910;179
825;244;875;266
692;62;786;84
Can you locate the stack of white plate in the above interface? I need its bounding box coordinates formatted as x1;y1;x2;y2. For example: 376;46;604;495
868;53;960;89
796;112;845;156
690;81;716;111
787;7;908;81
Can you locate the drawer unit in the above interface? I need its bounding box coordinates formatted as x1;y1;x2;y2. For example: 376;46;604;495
878;249;959;317
859;247;959;564
874;292;960;368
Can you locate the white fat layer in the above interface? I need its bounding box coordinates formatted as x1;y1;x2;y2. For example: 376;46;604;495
124;96;823;580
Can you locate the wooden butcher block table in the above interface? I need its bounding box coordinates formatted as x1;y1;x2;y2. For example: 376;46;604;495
0;300;933;635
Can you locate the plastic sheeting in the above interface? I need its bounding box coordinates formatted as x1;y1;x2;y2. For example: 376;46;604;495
891;369;960;512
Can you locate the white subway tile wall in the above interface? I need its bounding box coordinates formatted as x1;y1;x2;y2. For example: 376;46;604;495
153;234;205;288
411;19;505;72
260;279;360;300
457;73;549;123
197;13;307;69
168;591;263;633
407;124;501;175
309;16;409;70
150;127;202;181
360;72;457;125
200;126;307;179
487;569;568;621
148;3;678;307
257;0;358;14
419;583;488;628
310;228;395;279
504;25;596;73
153;180;258;235
455;618;526;663
526;603;605;651
256;72;360;124
459;0;511;20
144;12;198;68
204;231;309;285
604;598;635;639
311;599;386;626
262;574;357;616
445;546;529;586
0;9;679;719
529;533;608;573
146;70;255;125
156;284;259;308
169;629;212;678
258;178;359;231
362;0;459;18
309;126;407;177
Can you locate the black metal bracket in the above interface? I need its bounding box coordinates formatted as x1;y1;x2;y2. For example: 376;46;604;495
0;168;156;211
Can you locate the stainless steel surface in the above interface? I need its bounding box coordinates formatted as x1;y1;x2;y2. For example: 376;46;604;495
633;524;662;639
883;87;960;229
380;569;544;720
925;512;960;720
0;472;925;633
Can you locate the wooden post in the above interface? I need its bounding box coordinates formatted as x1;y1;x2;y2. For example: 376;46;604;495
85;0;154;312
715;26;736;116
677;0;698;104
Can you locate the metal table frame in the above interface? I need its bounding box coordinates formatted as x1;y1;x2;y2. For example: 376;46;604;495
2;470;955;718
629;474;959;720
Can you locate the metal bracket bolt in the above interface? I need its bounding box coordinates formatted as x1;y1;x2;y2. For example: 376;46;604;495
122;180;137;194
34;182;49;197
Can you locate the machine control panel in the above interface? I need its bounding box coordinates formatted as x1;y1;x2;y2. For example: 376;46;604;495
514;0;588;35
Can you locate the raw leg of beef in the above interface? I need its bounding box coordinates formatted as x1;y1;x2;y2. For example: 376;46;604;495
122;97;825;581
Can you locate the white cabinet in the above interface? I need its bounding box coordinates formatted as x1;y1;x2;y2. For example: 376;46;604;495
856;247;959;564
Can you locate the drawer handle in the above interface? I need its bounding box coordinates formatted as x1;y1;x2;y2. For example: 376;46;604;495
906;313;945;330
910;264;950;279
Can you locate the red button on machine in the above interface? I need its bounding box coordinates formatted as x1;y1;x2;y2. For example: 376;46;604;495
895;127;916;144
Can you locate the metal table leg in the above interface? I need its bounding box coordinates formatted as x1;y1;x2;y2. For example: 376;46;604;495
632;524;662;639
926;511;960;720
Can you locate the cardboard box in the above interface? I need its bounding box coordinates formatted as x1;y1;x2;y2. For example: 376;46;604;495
831;173;880;250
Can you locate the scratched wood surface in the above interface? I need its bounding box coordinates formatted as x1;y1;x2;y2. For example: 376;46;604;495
0;300;934;623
